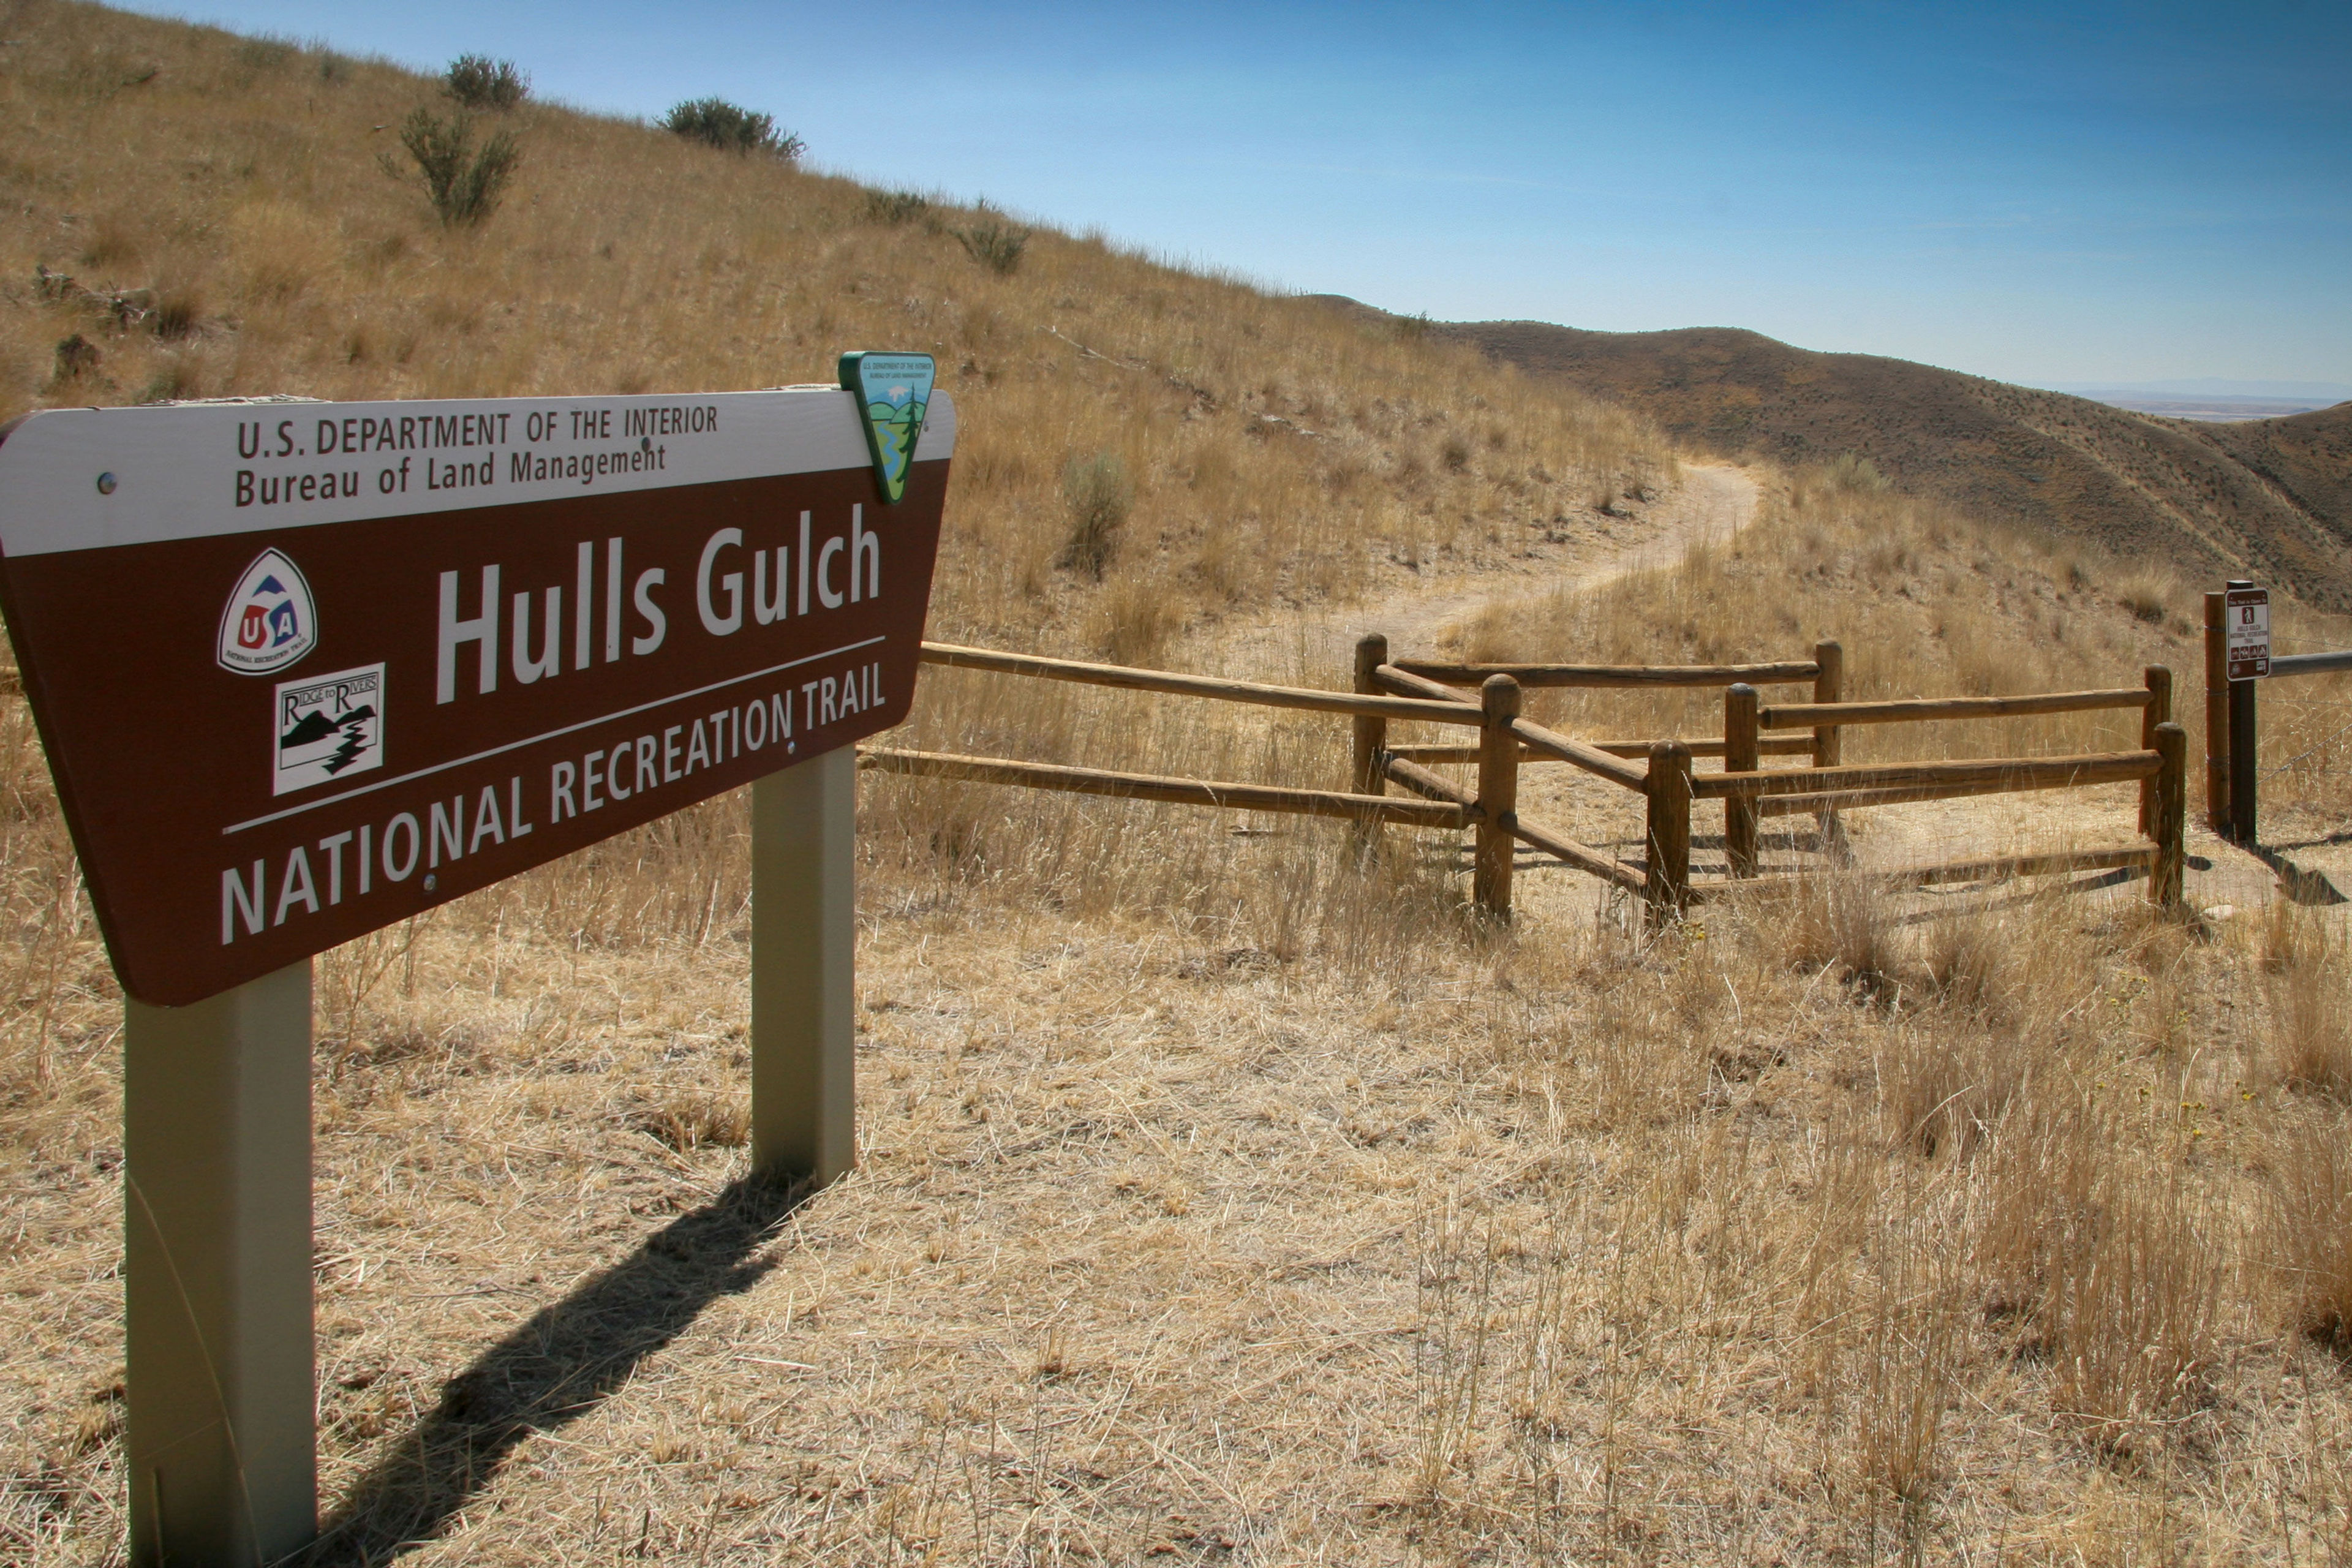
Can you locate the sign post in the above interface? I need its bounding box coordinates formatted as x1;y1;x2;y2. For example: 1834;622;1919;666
752;748;858;1183
2225;581;2267;843
0;363;951;1562
123;962;316;1564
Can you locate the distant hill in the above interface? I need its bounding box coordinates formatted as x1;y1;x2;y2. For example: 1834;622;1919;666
1337;307;2352;609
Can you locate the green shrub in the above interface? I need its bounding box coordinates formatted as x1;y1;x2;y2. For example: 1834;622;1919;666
954;204;1030;276
444;55;527;111
865;188;934;226
1825;452;1890;494
399;108;520;228
1061;452;1133;579
236;38;293;72
660;98;804;160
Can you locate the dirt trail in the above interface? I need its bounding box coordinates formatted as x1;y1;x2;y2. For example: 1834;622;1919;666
1187;462;1760;690
1359;461;1759;658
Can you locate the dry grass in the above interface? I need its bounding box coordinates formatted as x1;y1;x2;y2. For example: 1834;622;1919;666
6;4;2352;1564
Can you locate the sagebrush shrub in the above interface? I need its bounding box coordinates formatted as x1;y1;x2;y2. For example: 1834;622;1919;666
954;205;1030;276
444;55;527;111
865;188;933;226
400;108;520;228
660;98;804;160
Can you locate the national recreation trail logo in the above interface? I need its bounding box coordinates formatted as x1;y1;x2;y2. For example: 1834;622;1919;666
838;350;935;504
273;662;383;796
217;549;317;674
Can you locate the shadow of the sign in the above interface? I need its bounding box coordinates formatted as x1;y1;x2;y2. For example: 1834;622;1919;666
300;1170;809;1564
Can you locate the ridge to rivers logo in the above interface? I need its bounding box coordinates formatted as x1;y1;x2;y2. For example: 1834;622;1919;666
217;549;317;674
274;663;383;796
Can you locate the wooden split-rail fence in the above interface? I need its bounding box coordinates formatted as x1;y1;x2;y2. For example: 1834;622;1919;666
862;635;2189;921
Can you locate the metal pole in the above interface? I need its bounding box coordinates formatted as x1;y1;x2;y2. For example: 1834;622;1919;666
2230;677;2258;845
752;745;858;1185
2226;579;2257;845
2202;590;2230;833
124;961;316;1567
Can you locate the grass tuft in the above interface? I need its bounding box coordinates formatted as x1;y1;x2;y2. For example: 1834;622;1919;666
1058;450;1130;580
399;108;519;228
952;205;1030;276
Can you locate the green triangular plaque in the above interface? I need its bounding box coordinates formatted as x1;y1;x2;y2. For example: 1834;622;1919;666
837;350;935;504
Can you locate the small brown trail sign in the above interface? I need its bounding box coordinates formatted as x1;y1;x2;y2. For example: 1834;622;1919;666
2226;584;2271;681
0;376;953;1566
0;386;951;1004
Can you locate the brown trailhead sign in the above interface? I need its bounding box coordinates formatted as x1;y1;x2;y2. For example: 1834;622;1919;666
0;385;955;1005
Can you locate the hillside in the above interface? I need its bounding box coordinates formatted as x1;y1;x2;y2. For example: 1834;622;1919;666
1407;311;2352;609
0;1;1669;668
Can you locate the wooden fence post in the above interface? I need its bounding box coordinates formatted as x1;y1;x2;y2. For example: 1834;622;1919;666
1724;682;1760;876
2152;720;2186;908
1352;633;1389;853
1645;740;1693;924
1474;674;1521;918
2139;664;2172;834
1811;639;1845;858
2203;590;2229;834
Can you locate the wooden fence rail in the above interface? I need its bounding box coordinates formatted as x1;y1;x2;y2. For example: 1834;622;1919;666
860;748;1469;827
1386;736;1815;764
1390;658;1820;688
2271;650;2352;677
1692;750;2160;802
1370;662;1651;790
1662;723;2186;911
919;641;1487;727
884;636;2187;926
1739;845;2158;896
1757;688;2152;728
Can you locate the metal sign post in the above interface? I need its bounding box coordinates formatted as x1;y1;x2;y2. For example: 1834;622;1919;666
2225;581;2267;843
0;363;951;1563
123;962;316;1563
752;747;858;1183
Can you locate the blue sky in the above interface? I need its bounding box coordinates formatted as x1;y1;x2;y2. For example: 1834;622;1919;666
126;1;2351;388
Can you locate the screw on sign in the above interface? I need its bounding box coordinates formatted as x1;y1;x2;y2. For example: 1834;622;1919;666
0;357;951;1565
2226;585;2270;680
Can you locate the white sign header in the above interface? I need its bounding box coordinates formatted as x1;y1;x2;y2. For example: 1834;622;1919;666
0;386;958;557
